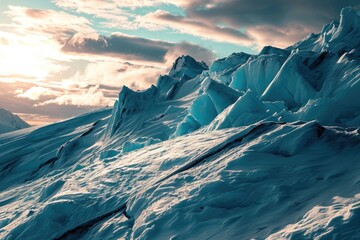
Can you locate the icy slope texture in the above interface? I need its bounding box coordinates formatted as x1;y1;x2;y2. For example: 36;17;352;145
230;49;288;96
0;108;30;134
209;52;251;84
293;7;360;54
1;7;360;240
1;121;360;240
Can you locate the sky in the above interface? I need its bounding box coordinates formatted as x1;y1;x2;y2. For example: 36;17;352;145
0;0;359;125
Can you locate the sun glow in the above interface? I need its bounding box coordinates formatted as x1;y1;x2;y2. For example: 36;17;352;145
0;32;67;82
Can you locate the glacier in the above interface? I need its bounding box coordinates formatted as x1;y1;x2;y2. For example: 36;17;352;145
1;7;360;240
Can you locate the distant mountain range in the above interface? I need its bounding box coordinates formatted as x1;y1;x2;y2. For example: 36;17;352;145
0;108;30;134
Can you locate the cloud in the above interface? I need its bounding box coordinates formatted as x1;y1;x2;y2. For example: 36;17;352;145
0;6;94;83
126;0;360;48
36;85;113;107
62;32;215;64
15;86;59;101
0;31;69;82
2;4;215;111
1;81;99;125
53;0;187;29
54;0;183;11
0;37;9;45
140;10;253;45
0;74;37;83
165;42;215;66
180;0;360;47
184;0;360;29
6;5;94;44
55;0;136;29
62;32;173;62
52;0;360;49
1;3;217;116
246;25;313;49
62;61;163;90
59;42;215;97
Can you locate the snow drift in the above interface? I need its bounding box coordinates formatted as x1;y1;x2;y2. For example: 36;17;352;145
1;7;360;240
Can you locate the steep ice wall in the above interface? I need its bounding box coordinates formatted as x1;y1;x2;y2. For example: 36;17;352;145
261;50;338;108
105;56;210;146
293;7;360;53
105;85;158;137
174;78;241;136
285;49;360;126
156;75;178;98
209;52;252;84
202;78;241;113
206;90;269;130
210;52;252;73
230;53;287;96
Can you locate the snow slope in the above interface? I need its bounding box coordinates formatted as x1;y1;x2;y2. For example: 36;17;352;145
0;108;30;134
1;7;360;240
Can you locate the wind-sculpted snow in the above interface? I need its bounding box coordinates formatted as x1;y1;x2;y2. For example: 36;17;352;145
1;7;360;240
1;121;360;239
0;108;112;191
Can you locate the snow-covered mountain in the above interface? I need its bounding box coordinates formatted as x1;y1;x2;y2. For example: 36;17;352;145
1;7;360;240
0;108;30;134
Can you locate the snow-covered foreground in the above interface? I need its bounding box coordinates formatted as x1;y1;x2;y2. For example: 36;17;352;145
2;120;360;239
1;7;360;240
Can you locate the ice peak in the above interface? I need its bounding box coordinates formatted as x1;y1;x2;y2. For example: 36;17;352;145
117;85;158;115
169;55;208;79
228;52;251;58
105;85;158;137
340;6;358;20
172;55;208;68
259;46;290;57
209;52;252;79
338;7;359;33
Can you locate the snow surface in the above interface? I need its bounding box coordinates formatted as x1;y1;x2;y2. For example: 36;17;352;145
0;108;30;134
1;7;360;240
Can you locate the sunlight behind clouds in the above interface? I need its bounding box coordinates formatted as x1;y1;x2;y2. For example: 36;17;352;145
0;32;67;82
